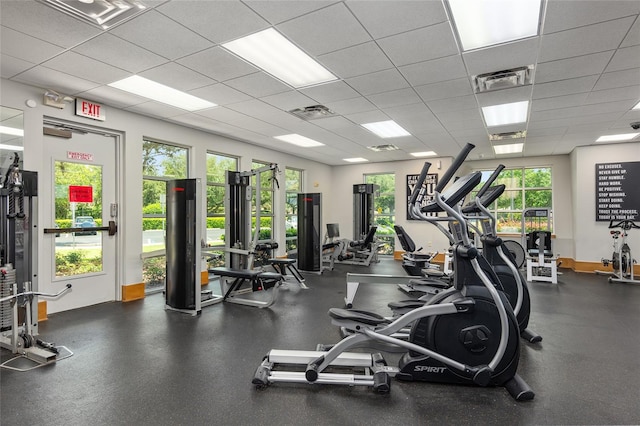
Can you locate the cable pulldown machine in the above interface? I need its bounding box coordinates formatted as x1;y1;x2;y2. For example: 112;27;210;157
522;208;560;284
1;153;73;370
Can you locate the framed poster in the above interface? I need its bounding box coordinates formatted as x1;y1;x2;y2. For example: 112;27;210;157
595;161;640;221
407;173;438;220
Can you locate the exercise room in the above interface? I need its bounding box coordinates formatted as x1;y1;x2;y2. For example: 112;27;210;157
1;1;639;424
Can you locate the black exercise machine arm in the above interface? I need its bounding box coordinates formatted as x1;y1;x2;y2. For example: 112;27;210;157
476;164;505;199
434;143;475;193
409;162;431;204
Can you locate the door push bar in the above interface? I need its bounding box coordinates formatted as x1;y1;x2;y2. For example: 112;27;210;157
43;220;118;236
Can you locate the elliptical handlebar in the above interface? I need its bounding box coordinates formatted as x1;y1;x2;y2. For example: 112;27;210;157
409;162;432;204
434;143;475;193
608;219;639;230
476;164;505;199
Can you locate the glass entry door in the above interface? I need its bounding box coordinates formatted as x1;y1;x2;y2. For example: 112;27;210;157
42;123;119;313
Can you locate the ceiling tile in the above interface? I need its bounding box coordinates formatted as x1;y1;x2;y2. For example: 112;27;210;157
1;27;65;64
345;110;390;125
277;3;370;56
593;68;640;91
345;68;409;96
543;0;640;34
318;42;393;79
244;1;338;25
125;101;186;118
535;51;614;83
110;10;213;60
399;55;466;87
140;62;215;91
156;1;268;44
42;51;131;84
585;86;640;105
260;91;317;111
367;88;422;109
1;54;34;79
324;97;378;115
414;78;473;102
427;95;477;113
463;38;540;76
0;1;101;48
605;45;640;72
72;33;167;74
178;47;257;82
11;65;100;95
346;0;447;39
532;75;599;99
301;81;360;103
225;72;291;98
377;22;459;67
531;94;589;112
77;85;148;109
539;17;635;63
189;83;253;106
475;86;533;107
620;16;640;48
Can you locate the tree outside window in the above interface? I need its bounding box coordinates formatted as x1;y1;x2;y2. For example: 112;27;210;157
206;152;238;247
364;173;395;254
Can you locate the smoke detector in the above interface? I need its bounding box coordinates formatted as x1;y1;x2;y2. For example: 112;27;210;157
288;105;334;120
473;66;533;93
489;130;527;141
367;144;399;152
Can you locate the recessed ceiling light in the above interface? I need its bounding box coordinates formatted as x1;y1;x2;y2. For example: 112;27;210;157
0;143;24;151
361;120;411;138
633;100;640;110
222;28;337;89
274;134;325;147
343;157;369;163
108;76;217;111
448;0;542;51
41;0;147;29
596;133;639;142
0;126;24;137
482;101;529;127
493;143;523;155
410;151;437;157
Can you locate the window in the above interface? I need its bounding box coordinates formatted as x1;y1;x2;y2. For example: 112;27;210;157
364;173;395;254
473;166;552;233
206;152;238;247
285;168;302;252
142;139;188;292
251;161;276;241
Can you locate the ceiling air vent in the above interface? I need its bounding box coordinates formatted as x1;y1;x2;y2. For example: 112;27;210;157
367;144;399;152
489;130;527;141
473;66;533;93
288;105;334;120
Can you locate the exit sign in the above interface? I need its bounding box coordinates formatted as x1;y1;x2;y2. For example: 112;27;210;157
76;98;106;121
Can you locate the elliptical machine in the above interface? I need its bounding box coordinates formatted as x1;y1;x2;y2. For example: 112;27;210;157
596;219;639;285
252;144;534;401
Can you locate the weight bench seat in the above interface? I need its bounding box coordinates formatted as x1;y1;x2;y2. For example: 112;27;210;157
266;258;307;288
209;267;283;295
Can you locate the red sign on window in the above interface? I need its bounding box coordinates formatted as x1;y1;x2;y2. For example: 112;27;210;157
69;185;93;203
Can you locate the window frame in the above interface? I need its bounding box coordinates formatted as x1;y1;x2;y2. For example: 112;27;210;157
285;167;303;252
364;172;396;254
205;151;238;248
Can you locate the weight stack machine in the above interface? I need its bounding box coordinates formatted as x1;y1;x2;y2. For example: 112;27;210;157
165;178;205;315
297;193;322;273
353;184;378;240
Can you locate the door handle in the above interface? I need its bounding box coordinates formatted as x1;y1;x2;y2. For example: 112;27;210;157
44;220;118;236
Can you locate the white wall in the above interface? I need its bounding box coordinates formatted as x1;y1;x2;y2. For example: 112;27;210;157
1;79;333;291
571;142;640;263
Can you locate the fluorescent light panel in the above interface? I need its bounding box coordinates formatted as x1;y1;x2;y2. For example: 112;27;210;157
222;28;337;89
362;120;411;138
343;157;368;163
633;100;640;110
410;151;437;157
0;126;24;137
0;144;24;151
493;143;523;155
108;76;216;111
274;134;324;147
482;101;529;127
448;0;542;51
596;133;639;142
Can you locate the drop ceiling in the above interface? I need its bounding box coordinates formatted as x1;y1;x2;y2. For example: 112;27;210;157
1;0;639;165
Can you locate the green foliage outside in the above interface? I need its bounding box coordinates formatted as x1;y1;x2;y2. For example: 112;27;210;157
55;161;102;221
55;250;101;276
143;256;165;288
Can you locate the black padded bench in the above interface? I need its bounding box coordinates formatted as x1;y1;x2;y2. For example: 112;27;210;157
208;267;283;308
266;258;307;289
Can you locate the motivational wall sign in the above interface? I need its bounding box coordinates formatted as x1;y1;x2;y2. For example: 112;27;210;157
595;161;640;221
406;173;438;220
